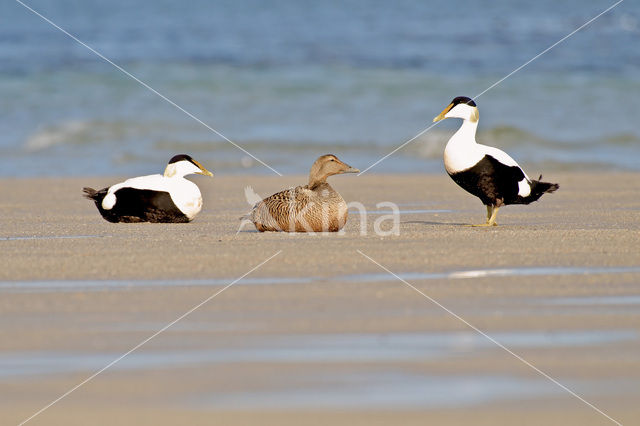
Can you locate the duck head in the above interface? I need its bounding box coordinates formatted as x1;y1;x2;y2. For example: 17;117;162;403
163;154;214;178
308;154;359;188
433;96;479;123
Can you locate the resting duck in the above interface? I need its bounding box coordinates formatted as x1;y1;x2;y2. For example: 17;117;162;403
83;154;213;223
249;154;359;232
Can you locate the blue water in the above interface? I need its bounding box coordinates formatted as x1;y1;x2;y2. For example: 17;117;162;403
5;330;632;378
2;264;639;293
1;0;639;176
1;330;635;408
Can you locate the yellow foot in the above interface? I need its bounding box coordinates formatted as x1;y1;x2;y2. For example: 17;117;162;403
469;222;498;227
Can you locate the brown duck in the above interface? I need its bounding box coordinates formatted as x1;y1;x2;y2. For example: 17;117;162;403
249;154;359;232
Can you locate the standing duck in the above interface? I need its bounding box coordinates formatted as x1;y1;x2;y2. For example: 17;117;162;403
249;154;359;232
433;96;558;226
83;154;213;223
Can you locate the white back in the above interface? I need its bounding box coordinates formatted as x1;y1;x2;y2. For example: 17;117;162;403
102;173;203;219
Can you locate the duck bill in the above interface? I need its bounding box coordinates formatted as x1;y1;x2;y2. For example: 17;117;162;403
197;169;214;177
193;160;214;177
433;103;453;122
342;165;360;174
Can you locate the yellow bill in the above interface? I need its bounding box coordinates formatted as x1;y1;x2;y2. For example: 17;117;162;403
433;103;453;122
193;160;214;177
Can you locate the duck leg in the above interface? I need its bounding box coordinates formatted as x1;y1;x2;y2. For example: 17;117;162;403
472;205;498;227
487;205;499;226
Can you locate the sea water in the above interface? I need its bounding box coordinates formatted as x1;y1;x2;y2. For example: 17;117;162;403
0;0;638;176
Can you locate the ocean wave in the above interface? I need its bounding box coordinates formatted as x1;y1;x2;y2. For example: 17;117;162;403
24;120;144;152
24;120;185;152
19;116;640;176
25;121;94;152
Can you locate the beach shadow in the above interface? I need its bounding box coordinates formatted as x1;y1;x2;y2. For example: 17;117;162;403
403;220;468;226
235;229;259;234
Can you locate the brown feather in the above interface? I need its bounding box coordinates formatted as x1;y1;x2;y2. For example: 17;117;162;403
250;155;357;232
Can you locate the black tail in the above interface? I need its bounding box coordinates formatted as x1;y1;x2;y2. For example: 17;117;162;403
82;187;97;200
82;187;104;202
532;175;560;195
519;175;559;204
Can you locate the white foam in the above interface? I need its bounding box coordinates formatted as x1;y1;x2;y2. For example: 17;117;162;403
25;120;92;152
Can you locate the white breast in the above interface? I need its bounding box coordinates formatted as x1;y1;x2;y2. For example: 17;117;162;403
443;121;485;174
170;180;203;219
444;141;485;174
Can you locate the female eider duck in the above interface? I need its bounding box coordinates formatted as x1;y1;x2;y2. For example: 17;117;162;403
433;96;558;226
249;154;359;232
83;154;213;223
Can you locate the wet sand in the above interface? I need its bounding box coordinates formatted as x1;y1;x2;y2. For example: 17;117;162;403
1;172;639;425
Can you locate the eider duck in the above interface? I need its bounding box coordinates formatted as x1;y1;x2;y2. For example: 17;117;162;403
433;96;559;226
83;154;213;223
249;154;359;232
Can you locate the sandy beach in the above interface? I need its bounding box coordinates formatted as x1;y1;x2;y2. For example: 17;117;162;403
1;172;639;425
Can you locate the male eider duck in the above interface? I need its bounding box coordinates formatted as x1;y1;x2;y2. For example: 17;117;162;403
83;154;213;223
249;154;359;232
433;96;559;226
